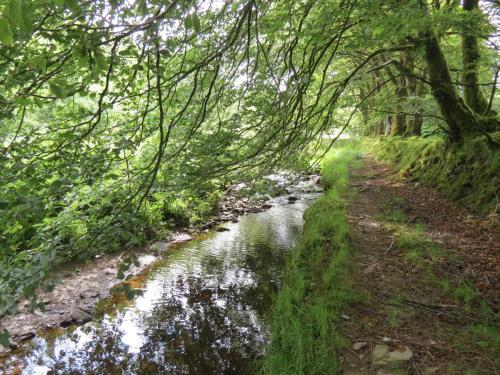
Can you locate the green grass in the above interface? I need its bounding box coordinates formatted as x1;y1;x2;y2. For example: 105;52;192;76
379;197;408;224
258;143;361;375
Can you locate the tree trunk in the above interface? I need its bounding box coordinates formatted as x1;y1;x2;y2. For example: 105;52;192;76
384;115;390;135
373;120;384;136
406;112;422;136
423;34;478;141
406;74;425;137
462;0;489;115
389;52;408;136
391;111;406;136
358;86;373;136
398;51;422;137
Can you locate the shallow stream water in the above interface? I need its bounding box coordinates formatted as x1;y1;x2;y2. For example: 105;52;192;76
2;181;319;375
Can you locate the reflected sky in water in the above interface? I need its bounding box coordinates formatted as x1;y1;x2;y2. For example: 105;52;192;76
2;192;318;375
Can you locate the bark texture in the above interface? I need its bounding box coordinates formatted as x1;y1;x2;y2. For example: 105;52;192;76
424;34;478;141
462;0;489;115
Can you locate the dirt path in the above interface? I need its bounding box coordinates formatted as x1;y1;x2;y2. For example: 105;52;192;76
340;156;499;375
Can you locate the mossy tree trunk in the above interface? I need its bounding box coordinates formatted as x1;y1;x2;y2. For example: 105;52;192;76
423;34;478;142
406;112;422;136
401;52;422;137
462;0;489;115
373;120;385;136
406;74;423;137
390;79;407;136
386;54;407;136
391;106;407;136
385;115;394;135
358;86;373;136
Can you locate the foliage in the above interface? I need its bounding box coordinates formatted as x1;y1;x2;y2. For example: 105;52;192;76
0;0;498;318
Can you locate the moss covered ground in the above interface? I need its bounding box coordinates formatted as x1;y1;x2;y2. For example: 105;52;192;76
368;133;500;215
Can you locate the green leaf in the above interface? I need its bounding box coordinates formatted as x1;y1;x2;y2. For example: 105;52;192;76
191;14;201;33
34;57;47;73
184;14;201;33
184;14;192;30
0;329;9;348
20;1;33;32
0;18;14;45
15;97;29;105
6;0;22;26
5;0;31;32
64;0;79;11
136;0;147;15
73;45;89;67
94;51;108;70
78;54;89;67
49;83;67;99
372;24;385;37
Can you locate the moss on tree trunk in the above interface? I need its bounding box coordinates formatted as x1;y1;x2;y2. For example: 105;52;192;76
424;34;478;141
462;0;489;115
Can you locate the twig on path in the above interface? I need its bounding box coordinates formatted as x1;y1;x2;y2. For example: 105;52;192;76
337;327;452;352
384;240;395;254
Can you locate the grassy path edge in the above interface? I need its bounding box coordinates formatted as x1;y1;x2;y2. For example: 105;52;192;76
259;145;361;374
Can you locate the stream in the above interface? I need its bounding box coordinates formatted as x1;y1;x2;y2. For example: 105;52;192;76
1;179;320;375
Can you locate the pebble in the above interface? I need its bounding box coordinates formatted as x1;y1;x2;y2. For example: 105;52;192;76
423;367;439;375
33;309;46;317
353;341;368;351
69;307;92;324
371;344;413;369
18;331;35;341
8;338;18;349
79;288;101;298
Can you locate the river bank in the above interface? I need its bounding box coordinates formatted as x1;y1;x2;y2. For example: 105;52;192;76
261;141;499;374
0;172;321;359
4;141;496;374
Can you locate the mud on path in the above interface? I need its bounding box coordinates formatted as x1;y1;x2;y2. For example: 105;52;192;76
340;156;499;374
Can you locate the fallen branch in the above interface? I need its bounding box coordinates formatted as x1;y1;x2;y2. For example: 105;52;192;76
384;240;395;254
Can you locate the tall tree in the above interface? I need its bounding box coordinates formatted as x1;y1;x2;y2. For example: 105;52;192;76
461;0;490;115
423;32;477;141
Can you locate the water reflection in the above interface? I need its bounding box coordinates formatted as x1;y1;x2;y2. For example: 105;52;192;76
2;192;318;374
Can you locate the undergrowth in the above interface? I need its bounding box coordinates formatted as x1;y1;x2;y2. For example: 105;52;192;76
259;143;361;374
368;133;500;215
